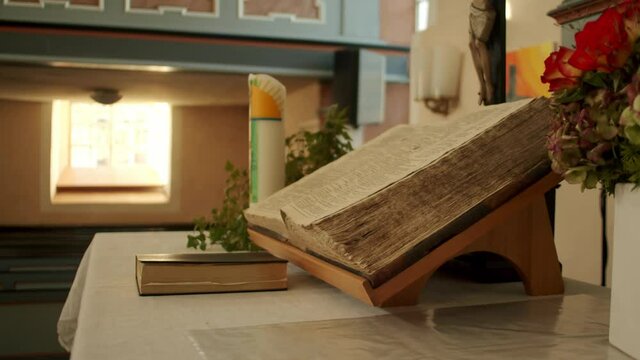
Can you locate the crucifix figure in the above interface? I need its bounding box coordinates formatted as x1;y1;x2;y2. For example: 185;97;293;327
469;0;496;105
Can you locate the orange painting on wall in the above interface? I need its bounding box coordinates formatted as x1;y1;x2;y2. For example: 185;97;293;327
506;42;556;102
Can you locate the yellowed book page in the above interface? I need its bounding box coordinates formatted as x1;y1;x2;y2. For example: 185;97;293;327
245;99;533;236
278;99;534;227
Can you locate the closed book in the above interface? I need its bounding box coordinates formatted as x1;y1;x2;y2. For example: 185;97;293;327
135;252;288;295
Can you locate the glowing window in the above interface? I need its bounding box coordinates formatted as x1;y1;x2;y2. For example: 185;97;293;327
50;100;172;204
69;102;171;171
415;0;430;32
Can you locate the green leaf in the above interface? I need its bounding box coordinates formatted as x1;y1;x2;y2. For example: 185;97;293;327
186;235;199;249
583;71;608;88
634;95;640;113
188;104;353;252
224;160;234;172
556;88;585;104
625;125;640;145
612;70;623;92
284;104;353;185
620;107;635;126
584;171;599;189
565;167;588;184
186;161;255;252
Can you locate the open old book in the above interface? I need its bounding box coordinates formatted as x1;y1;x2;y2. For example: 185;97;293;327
245;98;553;288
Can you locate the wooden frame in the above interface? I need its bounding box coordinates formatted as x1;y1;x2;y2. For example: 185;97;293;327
249;173;565;307
548;0;624;25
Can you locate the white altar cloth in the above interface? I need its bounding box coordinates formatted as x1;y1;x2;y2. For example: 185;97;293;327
57;231;628;359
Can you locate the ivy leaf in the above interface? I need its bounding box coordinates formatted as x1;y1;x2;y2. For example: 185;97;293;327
284;104;353;185
186;235;200;249
188;103;353;252
186;161;253;252
224;160;234;172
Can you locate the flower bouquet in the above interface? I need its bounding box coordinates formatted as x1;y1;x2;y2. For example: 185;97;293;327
543;4;640;356
542;0;640;194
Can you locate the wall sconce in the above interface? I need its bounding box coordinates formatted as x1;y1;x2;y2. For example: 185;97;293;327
412;43;462;116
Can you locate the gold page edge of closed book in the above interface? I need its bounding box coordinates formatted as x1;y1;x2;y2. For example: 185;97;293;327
135;257;288;295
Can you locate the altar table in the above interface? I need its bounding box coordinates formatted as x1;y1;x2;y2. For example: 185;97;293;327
57;232;629;359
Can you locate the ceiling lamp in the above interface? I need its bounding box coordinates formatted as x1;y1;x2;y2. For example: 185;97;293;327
90;88;122;105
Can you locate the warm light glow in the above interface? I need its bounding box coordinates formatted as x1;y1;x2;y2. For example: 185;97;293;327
416;0;430;31
48;62;176;73
52;100;172;188
505;0;512;20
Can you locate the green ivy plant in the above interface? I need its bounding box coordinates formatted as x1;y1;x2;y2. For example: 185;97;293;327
285;105;353;185
187;105;353;252
187;161;261;252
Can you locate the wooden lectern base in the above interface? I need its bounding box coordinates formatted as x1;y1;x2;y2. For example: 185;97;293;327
249;173;565;307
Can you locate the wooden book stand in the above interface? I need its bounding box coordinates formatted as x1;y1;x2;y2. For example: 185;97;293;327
249;173;565;307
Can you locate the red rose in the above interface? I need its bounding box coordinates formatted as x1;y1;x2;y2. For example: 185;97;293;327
569;8;631;72
541;47;583;92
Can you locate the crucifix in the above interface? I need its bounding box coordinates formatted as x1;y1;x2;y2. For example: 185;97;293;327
469;0;505;106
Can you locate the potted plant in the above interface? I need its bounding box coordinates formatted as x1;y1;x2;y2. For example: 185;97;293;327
541;1;640;357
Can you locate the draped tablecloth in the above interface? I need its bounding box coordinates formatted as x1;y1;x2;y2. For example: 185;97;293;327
57;231;627;360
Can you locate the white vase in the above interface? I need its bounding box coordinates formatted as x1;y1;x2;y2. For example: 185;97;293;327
609;183;640;359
